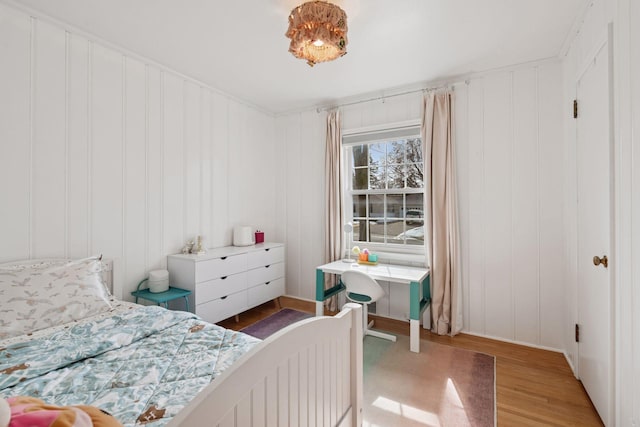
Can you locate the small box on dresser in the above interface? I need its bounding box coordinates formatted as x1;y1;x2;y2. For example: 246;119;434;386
167;243;285;324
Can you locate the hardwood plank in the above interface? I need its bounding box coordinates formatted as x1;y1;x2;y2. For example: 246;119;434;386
218;296;603;426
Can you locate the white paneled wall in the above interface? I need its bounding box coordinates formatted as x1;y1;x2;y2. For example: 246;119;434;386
458;63;564;349
0;3;277;299
277;61;565;349
275;111;326;300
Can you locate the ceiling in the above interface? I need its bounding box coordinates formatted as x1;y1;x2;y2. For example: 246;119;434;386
14;0;587;114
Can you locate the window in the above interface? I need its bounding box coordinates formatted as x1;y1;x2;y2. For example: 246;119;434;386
343;124;424;252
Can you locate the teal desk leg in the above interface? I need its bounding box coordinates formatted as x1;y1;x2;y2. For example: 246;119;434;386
315;268;324;316
409;275;432;353
315;268;347;317
409;281;421;353
184;296;190;312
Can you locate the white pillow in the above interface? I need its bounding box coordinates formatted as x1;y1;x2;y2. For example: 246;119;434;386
0;256;112;339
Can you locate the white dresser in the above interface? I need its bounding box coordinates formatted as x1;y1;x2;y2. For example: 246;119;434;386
167;242;285;324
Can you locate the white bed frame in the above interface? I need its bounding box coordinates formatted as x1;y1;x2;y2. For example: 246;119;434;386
169;302;364;427
4;258;364;426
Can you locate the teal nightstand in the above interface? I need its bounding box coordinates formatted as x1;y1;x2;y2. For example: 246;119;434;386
131;278;192;311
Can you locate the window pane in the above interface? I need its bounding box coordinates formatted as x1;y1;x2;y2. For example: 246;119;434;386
406;230;424;246
353;195;367;217
353;167;368;190
368;194;384;219
353;220;367;242
387;140;405;164
369;221;385;243
406;162;423;188
353;145;368;167
353;194;368;242
369;143;386;166
387;164;405;189
387;194;403;219
397;222;424;245
406;193;423;218
406;138;422;162
369;164;385;189
383;194;404;244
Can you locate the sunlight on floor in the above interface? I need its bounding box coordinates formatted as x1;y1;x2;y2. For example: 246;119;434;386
367;396;441;426
444;377;470;424
364;380;472;426
445;378;464;408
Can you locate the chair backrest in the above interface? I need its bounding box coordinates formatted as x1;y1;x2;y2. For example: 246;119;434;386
341;270;386;303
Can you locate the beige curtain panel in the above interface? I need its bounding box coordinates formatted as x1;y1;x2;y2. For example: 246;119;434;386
422;91;463;336
324;110;343;311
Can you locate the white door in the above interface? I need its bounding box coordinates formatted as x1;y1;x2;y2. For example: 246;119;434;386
576;38;612;425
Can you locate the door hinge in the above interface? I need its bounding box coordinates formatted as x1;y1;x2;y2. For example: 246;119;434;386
575;324;580;343
573;99;578;119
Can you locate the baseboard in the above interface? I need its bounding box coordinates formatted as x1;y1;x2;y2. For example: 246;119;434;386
281;294;316;304
461;330;565;354
563;351;578;378
285;295;567;356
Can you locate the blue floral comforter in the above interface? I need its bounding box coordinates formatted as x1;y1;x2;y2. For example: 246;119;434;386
0;306;259;426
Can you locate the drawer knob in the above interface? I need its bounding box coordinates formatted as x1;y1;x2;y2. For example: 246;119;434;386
221;276;228;280
265;281;271;285
265;248;270;252
221;295;228;300
221;256;227;260
265;265;270;268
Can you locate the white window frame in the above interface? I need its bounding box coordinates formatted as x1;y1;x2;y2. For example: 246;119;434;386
342;120;425;259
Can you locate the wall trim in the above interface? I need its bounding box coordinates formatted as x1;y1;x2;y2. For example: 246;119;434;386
277;57;561;117
564;350;578;378
559;0;596;59
461;330;565;354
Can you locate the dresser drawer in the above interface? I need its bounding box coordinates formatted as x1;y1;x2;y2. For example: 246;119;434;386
195;290;247;324
195;272;247;305
248;277;285;307
195;254;246;283
247;262;284;287
247;246;284;270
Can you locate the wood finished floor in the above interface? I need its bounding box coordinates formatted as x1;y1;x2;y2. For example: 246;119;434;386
218;296;603;427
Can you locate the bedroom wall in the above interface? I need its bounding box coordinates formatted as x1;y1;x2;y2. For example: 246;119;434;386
0;3;278;299
277;60;565;350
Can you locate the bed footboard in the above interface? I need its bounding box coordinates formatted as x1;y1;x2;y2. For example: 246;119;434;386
169;303;363;427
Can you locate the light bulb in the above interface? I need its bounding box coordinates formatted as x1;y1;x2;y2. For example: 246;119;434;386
313;39;324;47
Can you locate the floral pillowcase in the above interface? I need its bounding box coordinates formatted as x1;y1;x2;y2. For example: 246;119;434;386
0;257;112;340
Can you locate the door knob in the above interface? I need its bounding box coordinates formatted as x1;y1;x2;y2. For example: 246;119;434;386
593;255;608;268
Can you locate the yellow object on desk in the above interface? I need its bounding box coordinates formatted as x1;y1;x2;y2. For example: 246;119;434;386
357;259;378;265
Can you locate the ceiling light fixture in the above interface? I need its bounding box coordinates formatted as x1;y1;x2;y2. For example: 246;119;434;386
285;1;348;67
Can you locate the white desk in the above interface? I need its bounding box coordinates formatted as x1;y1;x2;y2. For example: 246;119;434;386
316;261;430;353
